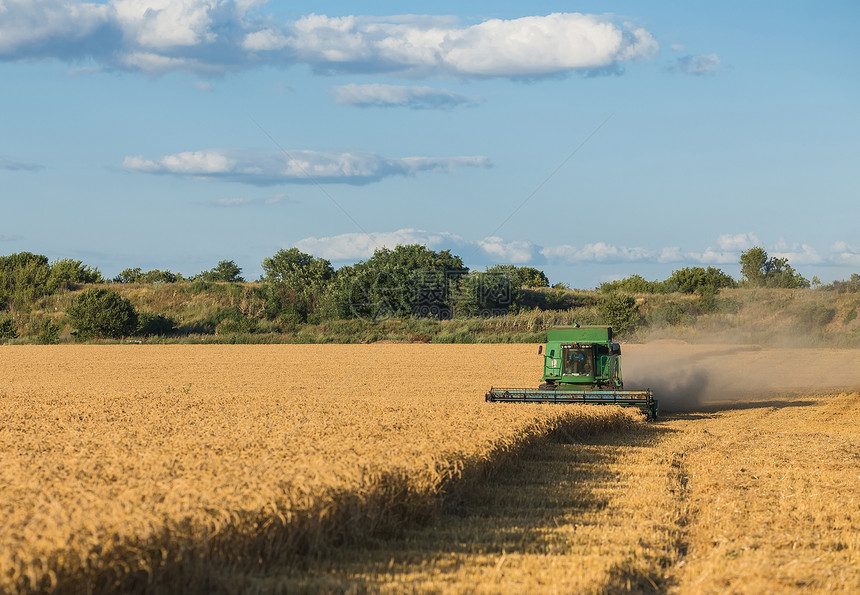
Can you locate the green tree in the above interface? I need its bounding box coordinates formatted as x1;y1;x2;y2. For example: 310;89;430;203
452;270;519;316
262;248;334;288
49;258;102;289
113;268;144;283
598;274;664;294
666;266;736;294
739;247;809;288
261;248;335;323
67;288;139;339
599;292;639;337
484;265;549;288
332;244;467;320
199;260;244;282
0;252;52;311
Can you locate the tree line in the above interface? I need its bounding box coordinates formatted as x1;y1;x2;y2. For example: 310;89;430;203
0;244;852;342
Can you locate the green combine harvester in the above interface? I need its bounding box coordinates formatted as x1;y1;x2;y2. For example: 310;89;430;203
485;325;658;420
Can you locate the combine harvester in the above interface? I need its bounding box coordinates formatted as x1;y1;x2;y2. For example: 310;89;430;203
486;325;658;420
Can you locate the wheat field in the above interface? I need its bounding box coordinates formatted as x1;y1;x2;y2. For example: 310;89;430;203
2;343;859;593
0;344;638;593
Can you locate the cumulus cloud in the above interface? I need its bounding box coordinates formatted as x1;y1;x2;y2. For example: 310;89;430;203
477;237;535;263
288;12;657;77
540;242;654;264
831;241;860;266
294;229;542;264
122;149;490;185
684;232;760;264
669;53;721;75
771;240;823;265
288;231;860;282
333;83;478;109
295;229;468;261
0;2;658;77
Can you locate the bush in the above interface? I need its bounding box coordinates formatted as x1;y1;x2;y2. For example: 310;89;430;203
0;317;17;340
646;301;694;327
793;302;836;330
67;288;139;340
37;319;60;344
666;267;735;294
137;312;177;336
598;274;664;294
599;292;639;337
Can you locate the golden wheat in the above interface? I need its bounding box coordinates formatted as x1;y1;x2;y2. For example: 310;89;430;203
0;344;639;593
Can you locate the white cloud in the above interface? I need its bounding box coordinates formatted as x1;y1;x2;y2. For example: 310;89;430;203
477;237;534;263
294;229;466;261
717;232;759;251
540;242;654;263
670;53;721;75
770;240;823;265
0;0;110;55
112;0;218;49
123;149;490;185
288;231;860;282
290;12;658;77
0;3;659;77
333;83;478;109
830;241;860;266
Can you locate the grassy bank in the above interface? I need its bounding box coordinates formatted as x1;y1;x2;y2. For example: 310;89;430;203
4;283;860;347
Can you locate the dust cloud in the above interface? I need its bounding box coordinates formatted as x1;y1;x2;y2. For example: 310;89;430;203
621;340;860;413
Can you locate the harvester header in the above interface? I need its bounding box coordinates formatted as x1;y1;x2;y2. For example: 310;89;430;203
486;325;657;420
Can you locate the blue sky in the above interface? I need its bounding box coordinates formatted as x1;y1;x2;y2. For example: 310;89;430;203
2;1;858;288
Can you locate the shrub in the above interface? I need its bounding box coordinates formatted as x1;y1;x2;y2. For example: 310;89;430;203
137;312;177;336
793;302;836;330
37;319;60;344
67;288;139;340
599;292;639;337
646;301;694;327
0;317;17;340
598;274;664;294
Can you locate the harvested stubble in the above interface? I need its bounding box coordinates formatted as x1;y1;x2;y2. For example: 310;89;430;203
0;344;640;593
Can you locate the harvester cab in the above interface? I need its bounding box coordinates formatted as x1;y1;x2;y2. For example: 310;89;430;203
486;325;658;420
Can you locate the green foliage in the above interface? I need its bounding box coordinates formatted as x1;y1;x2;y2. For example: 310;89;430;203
137;312;177;336
67;288;139;340
598;274;664;294
739;247;809;288
37;319;60;344
844;309;858;325
262;248;334;286
49;258;102;288
198;260;244;282
1;253;102;313
331;245;468;320
0;252;52;311
832;273;860;293
484;265;549;288
598;292;639;337
646;301;695;327
452;271;519;316
0;316;17;340
114;268;181;283
666;266;736;294
261;248;335;323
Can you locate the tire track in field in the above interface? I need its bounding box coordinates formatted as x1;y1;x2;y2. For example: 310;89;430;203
234;419;691;593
